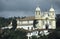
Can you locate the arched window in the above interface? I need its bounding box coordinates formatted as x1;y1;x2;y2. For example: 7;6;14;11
36;11;40;15
38;11;40;15
36;11;38;15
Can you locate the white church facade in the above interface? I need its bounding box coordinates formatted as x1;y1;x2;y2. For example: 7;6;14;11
35;6;56;29
15;6;56;30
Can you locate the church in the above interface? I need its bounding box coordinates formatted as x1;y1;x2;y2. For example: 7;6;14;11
8;5;56;30
12;6;56;30
8;5;56;35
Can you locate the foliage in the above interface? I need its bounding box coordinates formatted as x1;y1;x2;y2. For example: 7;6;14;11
0;29;27;39
9;29;27;39
0;17;11;28
33;20;38;28
32;36;37;39
56;14;60;28
11;18;17;30
48;29;60;39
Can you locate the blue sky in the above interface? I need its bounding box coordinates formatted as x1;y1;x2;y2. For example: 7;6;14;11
0;0;60;18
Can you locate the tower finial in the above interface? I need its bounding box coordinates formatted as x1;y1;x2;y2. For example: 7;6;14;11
49;0;55;11
37;0;40;7
50;0;53;8
51;4;53;8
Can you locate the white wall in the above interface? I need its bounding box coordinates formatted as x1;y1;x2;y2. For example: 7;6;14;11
29;21;33;24
17;25;33;30
22;21;28;24
17;20;33;25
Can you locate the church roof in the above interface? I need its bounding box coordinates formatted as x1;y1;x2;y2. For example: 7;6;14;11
36;6;40;11
16;16;35;21
49;7;55;11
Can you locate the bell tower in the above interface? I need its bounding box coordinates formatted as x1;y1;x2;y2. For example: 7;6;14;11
48;0;56;29
49;6;55;18
34;0;42;29
49;5;56;29
35;0;41;19
35;6;41;19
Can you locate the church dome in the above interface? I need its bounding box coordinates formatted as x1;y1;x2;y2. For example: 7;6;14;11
49;7;55;11
36;7;40;11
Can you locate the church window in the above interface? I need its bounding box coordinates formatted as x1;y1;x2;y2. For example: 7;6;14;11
52;13;54;15
36;11;40;15
36;13;37;15
36;11;37;15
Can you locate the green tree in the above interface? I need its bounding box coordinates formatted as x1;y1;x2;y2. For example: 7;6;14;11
33;20;38;28
48;29;60;39
32;36;37;39
11;18;17;30
0;28;27;39
8;29;27;39
0;17;10;28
